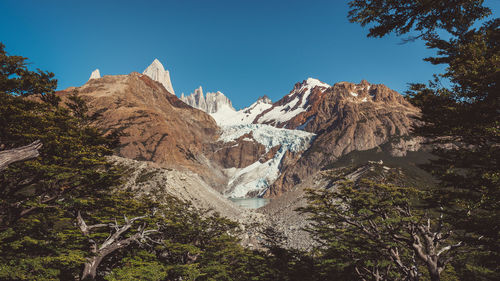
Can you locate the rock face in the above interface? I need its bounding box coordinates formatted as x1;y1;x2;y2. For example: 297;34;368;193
262;79;420;197
58;72;223;186
180;86;235;114
89;69;101;80
142;59;175;95
210;132;268;169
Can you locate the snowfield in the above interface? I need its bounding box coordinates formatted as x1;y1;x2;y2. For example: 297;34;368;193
210;99;272;126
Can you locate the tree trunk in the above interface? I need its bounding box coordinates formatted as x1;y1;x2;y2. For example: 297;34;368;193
428;262;440;281
81;255;103;280
80;235;137;280
0;140;42;171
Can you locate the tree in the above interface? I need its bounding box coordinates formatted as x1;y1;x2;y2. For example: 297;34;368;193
348;1;499;278
0;42;124;280
300;167;462;281
0;42;273;281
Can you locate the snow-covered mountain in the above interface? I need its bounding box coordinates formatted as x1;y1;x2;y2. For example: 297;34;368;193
210;95;273;126
75;64;422;200
254;78;330;128
180;86;273;127
143;59;175;95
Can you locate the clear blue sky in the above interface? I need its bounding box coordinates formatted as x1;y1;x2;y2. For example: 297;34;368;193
1;0;499;109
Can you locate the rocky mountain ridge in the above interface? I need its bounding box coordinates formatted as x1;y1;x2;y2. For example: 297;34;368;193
69;61;422;200
58;72;224;188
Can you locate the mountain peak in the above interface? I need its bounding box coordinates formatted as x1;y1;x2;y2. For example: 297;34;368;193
256;95;272;104
89;69;101;80
180;86;234;115
304;77;330;88
359;79;370;86
151;58;163;67
143;59;175;95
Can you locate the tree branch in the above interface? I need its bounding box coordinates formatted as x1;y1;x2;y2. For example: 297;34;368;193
0;140;42;171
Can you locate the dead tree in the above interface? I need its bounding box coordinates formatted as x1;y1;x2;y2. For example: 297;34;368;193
77;211;158;280
388;207;463;281
0;140;42;171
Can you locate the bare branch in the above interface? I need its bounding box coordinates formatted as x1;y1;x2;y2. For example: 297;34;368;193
0;140;42;171
437;241;462;256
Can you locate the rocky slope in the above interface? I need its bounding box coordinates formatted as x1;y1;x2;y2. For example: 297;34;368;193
110;156;268;247
58;72;224;186
260;159;432;249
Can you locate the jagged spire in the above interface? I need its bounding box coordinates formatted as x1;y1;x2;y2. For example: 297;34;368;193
89;69;101;80
142;59;175;95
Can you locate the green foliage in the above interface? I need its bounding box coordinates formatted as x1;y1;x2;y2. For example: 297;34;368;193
0;42;124;280
299;171;462;281
348;1;499;279
0;43;58;105
299;179;417;280
104;251;168;281
348;0;491;38
0;42;286;281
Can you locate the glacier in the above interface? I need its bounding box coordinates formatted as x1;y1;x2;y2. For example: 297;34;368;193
219;124;315;198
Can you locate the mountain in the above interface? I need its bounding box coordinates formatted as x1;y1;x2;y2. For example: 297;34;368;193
142;59;175;95
57;72;224;186
211;95;273;126
88;69;100;80
254;78;330;127
263;79;421;196
66;63;423;201
173;76;420;198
